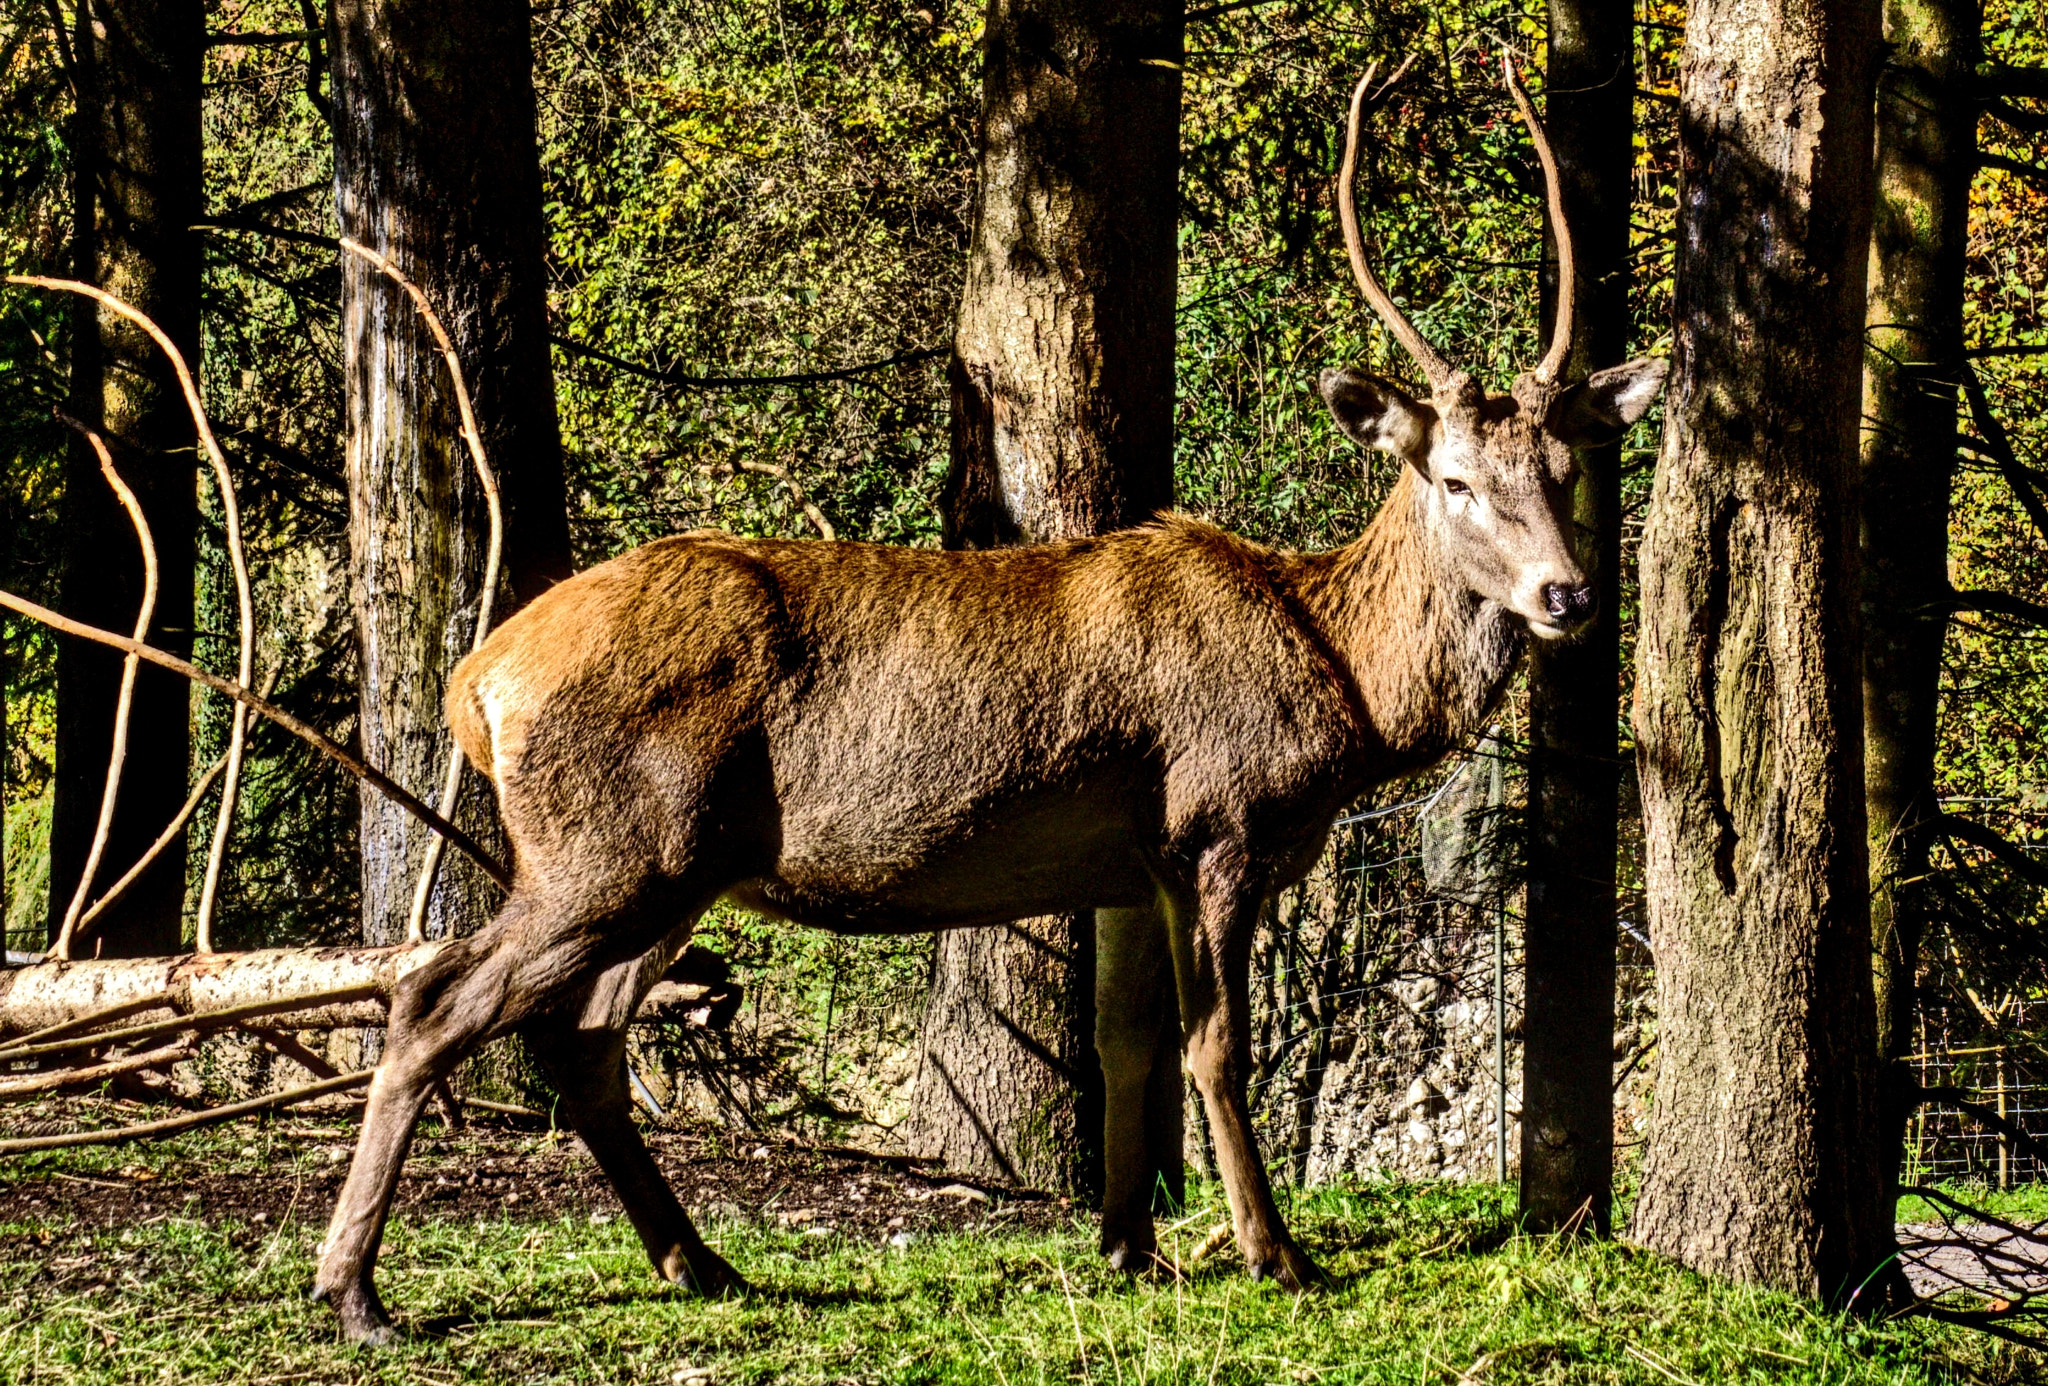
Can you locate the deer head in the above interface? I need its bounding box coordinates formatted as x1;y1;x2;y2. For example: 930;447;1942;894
1319;59;1666;640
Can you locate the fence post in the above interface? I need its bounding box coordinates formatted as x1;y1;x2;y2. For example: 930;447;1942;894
1998;1045;2011;1192
1494;895;1507;1184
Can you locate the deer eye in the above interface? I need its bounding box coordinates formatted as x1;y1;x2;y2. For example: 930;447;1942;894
1443;477;1472;497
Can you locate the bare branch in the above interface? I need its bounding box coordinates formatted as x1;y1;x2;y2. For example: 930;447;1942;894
1985;98;2048;134
336;238;506;944
79;754;227;934
14;277;259;956
0;586;511;888
554;334;946;391
0;1042;195;1099
1979;152;2048;190
0;1070;372;1155
728;460;837;541
49;420;156;962
1938;813;2048;890
1962;363;2048;549
1981;63;2048;100
1949;587;2048;629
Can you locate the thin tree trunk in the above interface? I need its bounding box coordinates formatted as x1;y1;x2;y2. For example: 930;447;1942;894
1862;0;1977;1207
333;0;572;948
49;0;202;959
1520;0;1634;1236
909;0;1182;1196
1630;0;1888;1297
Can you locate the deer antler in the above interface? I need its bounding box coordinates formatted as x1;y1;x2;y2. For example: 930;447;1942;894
1337;58;1457;394
1502;54;1576;385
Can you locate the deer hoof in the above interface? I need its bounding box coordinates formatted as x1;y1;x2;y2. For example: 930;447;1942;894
678;1249;748;1298
1103;1239;1159;1275
1249;1241;1328;1294
312;1275;396;1347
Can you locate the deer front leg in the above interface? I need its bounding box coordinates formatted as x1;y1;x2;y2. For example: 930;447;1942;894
1169;873;1325;1292
1095;903;1179;1273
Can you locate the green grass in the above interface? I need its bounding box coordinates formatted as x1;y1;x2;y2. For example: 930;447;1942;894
2;1131;2039;1385
1897;1180;2048;1229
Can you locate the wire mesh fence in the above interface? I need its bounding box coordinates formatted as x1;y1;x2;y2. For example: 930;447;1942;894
1908;1033;2048;1189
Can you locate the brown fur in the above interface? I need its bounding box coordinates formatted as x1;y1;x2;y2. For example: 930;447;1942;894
312;359;1664;1343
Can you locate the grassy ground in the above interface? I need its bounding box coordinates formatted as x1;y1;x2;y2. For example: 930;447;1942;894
2;1118;2041;1385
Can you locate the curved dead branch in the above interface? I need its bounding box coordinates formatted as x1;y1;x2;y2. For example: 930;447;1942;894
50;422;156;961
336;238;506;944
0;585;511;888
9;275;260;956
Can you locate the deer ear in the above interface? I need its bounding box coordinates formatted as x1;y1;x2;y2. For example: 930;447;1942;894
1552;357;1668;447
1319;367;1433;469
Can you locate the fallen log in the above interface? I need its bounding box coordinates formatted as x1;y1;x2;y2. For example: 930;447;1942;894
0;944;741;1042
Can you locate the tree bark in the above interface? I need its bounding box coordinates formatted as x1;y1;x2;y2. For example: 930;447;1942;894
1629;0;1887;1297
334;0;573;947
908;0;1182;1196
49;0;202;958
1519;0;1635;1236
1862;0;1977;1209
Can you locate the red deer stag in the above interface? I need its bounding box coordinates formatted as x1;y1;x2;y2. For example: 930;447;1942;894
314;62;1665;1343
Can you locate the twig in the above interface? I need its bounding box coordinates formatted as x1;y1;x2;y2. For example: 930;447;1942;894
0;1069;371;1155
337;238;506;945
0;585;510;887
50;421;156;961
0;1042;194;1098
14;277;259;957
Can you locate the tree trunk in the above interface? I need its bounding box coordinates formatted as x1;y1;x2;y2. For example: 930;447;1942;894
1862;0;1977;1207
908;0;1182;1196
1519;0;1635;1235
49;0;202;959
1629;0;1887;1297
334;0;573;947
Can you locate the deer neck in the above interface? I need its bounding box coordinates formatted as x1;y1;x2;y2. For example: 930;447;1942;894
1294;468;1526;770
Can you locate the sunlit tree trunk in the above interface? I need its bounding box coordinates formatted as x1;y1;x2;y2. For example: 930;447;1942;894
334;0;572;948
1520;0;1635;1235
49;0;202;958
1630;0;1889;1295
909;0;1182;1195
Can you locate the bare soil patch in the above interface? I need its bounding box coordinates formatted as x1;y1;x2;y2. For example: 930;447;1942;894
1;1098;1072;1255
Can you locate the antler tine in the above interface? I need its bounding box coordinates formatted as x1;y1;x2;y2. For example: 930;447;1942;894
1502;53;1576;385
1338;60;1456;392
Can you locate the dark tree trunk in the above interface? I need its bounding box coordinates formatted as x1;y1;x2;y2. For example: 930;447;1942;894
1629;0;1888;1296
1862;0;1977;1207
334;0;573;947
1519;0;1635;1236
49;0;202;958
909;0;1182;1196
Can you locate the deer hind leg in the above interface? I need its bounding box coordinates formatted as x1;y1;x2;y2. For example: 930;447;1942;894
1095;902;1181;1272
312;878;682;1345
1168;870;1325;1292
522;945;744;1298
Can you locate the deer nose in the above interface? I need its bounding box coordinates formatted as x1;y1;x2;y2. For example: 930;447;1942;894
1542;582;1597;626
